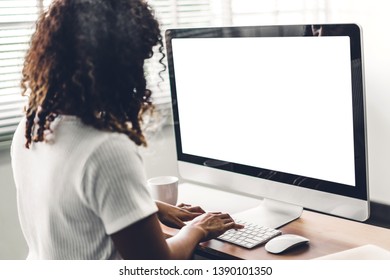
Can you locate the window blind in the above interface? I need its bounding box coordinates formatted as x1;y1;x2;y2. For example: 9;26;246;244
0;0;43;146
231;0;328;25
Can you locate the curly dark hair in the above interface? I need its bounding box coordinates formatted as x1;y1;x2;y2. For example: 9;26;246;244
21;0;165;148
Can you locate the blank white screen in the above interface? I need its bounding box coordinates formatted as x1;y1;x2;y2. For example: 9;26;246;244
172;36;355;186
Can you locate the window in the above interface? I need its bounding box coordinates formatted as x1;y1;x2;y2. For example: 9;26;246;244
145;0;214;128
0;0;46;147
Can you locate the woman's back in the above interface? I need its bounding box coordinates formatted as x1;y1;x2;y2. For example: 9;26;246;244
11;115;157;259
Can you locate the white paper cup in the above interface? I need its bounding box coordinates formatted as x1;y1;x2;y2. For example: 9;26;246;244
147;176;179;205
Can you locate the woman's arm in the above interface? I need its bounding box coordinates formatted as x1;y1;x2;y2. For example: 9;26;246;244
110;212;242;259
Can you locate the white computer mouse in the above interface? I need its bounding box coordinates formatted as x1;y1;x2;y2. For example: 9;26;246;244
265;234;309;254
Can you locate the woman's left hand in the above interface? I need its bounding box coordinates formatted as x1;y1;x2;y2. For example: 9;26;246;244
156;201;206;229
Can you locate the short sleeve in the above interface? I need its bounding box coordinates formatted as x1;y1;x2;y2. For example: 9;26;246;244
81;134;158;234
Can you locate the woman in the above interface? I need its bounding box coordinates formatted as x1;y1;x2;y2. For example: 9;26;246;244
11;0;242;259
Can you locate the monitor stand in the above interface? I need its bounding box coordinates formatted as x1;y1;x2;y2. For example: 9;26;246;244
232;198;303;229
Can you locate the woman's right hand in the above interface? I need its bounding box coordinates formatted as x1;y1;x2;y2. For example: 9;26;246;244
186;212;244;241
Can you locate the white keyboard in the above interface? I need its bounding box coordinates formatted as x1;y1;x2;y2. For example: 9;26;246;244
218;220;282;249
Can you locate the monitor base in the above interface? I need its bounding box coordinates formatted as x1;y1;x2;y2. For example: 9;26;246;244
232;198;303;229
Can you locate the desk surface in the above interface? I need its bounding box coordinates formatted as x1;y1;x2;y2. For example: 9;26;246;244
162;183;390;260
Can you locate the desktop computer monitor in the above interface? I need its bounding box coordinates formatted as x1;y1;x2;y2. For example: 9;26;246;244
165;24;369;228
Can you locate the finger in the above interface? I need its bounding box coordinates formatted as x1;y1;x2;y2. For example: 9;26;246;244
233;222;245;229
222;216;238;225
225;221;245;230
215;213;232;220
177;203;190;208
178;207;203;216
208;211;222;215
180;211;204;221
227;216;244;228
213;213;233;223
184;206;206;214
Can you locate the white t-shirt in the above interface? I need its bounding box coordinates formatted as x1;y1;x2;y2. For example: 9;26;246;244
11;115;158;259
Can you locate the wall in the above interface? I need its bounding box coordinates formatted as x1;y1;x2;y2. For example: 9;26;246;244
324;0;390;204
0;149;28;259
